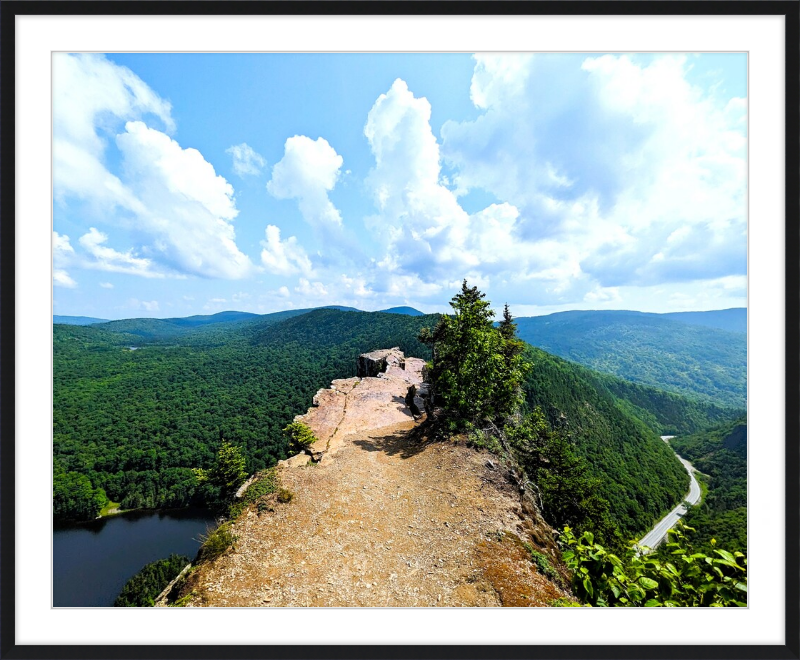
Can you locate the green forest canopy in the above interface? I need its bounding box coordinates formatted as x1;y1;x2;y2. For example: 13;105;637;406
54;307;739;531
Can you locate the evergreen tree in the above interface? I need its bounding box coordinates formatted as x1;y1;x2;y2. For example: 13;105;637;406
420;280;500;425
193;439;248;494
420;282;526;428
494;304;528;420
506;409;622;549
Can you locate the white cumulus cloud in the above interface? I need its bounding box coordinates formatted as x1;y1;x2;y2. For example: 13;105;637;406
78;227;163;278
260;225;314;277
295;278;329;298
226;142;266;177
53;54;254;281
364;79;474;278
53;270;77;288
53;231;77;287
115;121;254;279
128;298;160;312
437;53;747;304
267;136;344;227
53;53;172;212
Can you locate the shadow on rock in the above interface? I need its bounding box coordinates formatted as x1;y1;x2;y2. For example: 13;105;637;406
352;428;429;459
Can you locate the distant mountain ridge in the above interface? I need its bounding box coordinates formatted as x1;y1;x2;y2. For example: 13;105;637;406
53;315;109;326
514;309;746;407
660;308;746;334
379;306;424;316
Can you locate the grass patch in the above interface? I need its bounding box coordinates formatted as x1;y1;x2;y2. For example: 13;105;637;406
277;487;294;504
196;522;237;563
99;500;122;517
695;471;710;504
228;469;279;519
169;592;195;607
523;542;562;585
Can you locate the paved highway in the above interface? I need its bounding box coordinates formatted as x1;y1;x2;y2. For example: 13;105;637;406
636;436;702;553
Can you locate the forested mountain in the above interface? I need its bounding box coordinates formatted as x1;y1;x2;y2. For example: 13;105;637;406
88;307;364;341
165;311;260;327
54;308;718;535
90;309;308;340
661;308;746;334
52;315;109;325
668;417;747;553
380;306;425;316
53;310;435;520
515;310;746;407
584;373;740;437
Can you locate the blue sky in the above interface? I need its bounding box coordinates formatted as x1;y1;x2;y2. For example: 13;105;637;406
52;53;747;319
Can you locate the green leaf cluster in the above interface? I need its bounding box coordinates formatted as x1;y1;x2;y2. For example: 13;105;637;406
193;439;248;494
282;422;317;454
560;523;746;607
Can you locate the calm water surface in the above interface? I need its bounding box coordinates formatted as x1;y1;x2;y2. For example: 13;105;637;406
53;508;216;607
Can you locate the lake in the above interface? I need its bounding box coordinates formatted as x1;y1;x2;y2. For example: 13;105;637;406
53;508;217;607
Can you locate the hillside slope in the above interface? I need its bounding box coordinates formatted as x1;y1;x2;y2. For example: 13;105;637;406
523;346;689;536
515;310;746;407
53;315;109;325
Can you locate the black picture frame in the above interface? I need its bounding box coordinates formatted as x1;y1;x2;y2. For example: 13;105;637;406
3;1;798;658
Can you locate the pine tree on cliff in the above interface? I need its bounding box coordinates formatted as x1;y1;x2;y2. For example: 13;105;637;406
494;303;528;420
419;281;525;428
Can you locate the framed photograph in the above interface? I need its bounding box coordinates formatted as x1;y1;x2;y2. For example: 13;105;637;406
4;1;798;658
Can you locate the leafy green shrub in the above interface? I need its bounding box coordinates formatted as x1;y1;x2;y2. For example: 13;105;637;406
560;523;746;607
196;522;237;563
283;422;317;454
466;425;502;454
276;487;294;503
114;554;189;607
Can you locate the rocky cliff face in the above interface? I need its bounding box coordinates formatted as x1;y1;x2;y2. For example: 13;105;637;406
284;348;427;465
178;349;570;607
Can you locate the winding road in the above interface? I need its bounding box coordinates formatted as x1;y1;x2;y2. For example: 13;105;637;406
636;436;701;553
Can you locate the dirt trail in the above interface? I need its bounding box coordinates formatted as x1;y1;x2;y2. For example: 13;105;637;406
184;355;569;607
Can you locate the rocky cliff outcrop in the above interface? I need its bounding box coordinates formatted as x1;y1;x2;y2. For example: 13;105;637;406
284;348;427;465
